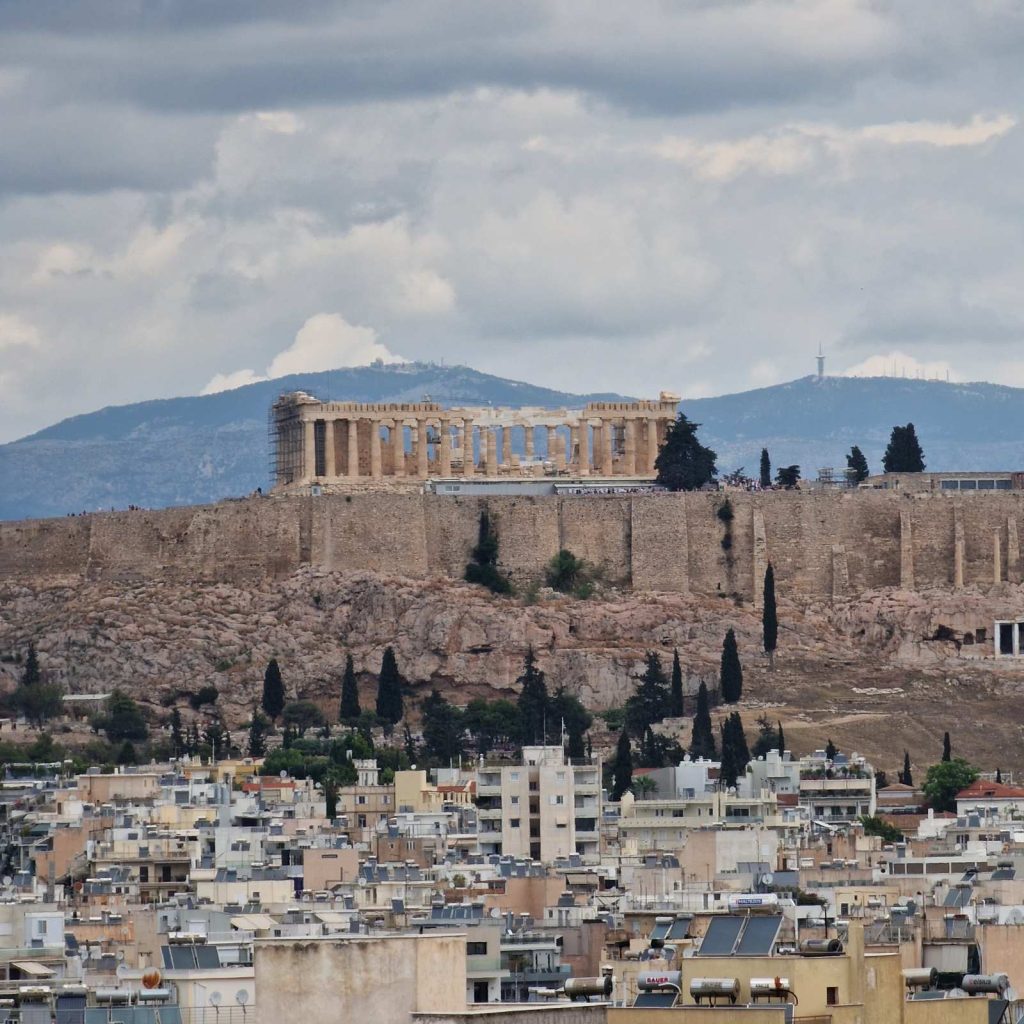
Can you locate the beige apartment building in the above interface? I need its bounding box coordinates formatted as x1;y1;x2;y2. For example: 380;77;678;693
476;746;601;862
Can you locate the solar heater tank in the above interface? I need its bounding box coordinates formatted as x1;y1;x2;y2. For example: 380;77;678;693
750;977;793;999
564;977;613;1000
962;974;1009;996
689;978;739;1004
637;971;682;991
798;938;844;956
901;968;938;990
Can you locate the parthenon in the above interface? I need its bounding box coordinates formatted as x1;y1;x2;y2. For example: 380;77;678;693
270;392;680;488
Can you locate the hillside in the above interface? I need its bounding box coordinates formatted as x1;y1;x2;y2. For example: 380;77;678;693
3;367;1024;519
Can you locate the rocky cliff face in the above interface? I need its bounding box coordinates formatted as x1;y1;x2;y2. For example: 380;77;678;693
2;569;1024;775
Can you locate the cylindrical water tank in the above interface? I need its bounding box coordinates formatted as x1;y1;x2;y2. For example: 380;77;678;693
798;938;843;956
689;978;740;1004
901;968;937;990
750;977;793;998
564;977;613;1000
962;974;1009;996
727;894;780;911
637;971;682;991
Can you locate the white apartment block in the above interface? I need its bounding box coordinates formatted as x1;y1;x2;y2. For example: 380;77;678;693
476;746;601;862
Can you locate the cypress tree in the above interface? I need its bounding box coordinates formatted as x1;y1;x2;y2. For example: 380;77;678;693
719;629;743;703
262;659;285;720
170;708;185;757
763;564;778;667
996;767;1003;784
846;445;869;484
728;711;750;776
516;646;549;744
654;413;718;492
670;649;684;717
942;731;951;762
610;729;634;800
720;722;737;788
339;654;360;722
690;681;716;760
902;750;913;787
882;423;925;473
247;709;269;758
759;448;771;489
776;720;785;755
421;689;462;765
825;738;838;761
375;646;404;726
22;643;40;687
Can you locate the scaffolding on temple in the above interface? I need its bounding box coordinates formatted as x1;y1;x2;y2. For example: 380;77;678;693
268;392;309;488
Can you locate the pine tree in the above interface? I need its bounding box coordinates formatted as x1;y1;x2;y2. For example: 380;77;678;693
610;729;634;800
719;629;743;703
262;659;285;720
902;750;913;787
464;511;511;594
882;423;925;473
339;654;360;723
689;681;716;760
170;708;185;757
421;689;463;764
625;652;671;736
549;686;592;760
670;649;684;717
654;413;718;492
846;445;869;484
777;720;785;755
515;646;550;744
762;565;778;667
759;448;771;489
247;709;269;758
942;731;951;762
375;646;404;726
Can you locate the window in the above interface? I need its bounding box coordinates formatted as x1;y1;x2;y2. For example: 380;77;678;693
510;818;521;828
467;941;488;956
509;772;520;783
473;981;490;1003
941;480;958;490
510;796;519;805
357;814;367;828
826;987;839;1006
356;795;367;805
556;772;566;782
35;920;48;936
139;867;149;883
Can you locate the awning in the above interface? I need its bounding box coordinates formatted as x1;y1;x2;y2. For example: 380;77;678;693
229;914;276;932
12;961;56;978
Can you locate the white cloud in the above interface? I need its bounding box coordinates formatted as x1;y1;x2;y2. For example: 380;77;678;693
201;314;405;394
843;351;955;381
0;314;42;351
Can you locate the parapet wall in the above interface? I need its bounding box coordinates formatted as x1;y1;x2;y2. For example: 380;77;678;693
2;491;1023;600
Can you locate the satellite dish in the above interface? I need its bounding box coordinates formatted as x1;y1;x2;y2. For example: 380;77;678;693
236;991;250;1006
279;770;288;780
2;875;11;886
116;963;129;980
209;992;223;1007
761;873;774;887
142;969;162;990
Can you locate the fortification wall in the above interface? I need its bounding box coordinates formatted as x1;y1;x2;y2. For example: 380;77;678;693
3;490;1024;599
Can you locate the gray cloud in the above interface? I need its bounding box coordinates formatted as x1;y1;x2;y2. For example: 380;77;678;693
1;1;1023;443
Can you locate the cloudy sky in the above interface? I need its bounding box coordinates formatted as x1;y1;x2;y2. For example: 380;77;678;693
1;1;1023;442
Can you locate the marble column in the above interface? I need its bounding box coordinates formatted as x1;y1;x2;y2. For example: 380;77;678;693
439;419;452;476
392;422;405;477
623;419;637;475
647;418;659;474
502;425;512;467
347;419;360;478
303;418;317;482
416;418;429;477
324;418;336;479
479;425;489;473
569;425;579;472
370;420;382;479
524;424;534;461
462;419;475;476
486;427;499;475
578;421;590;476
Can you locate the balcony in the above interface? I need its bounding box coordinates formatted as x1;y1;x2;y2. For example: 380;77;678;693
466;954;504;976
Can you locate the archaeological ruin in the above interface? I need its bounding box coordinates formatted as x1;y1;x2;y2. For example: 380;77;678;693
269;391;682;488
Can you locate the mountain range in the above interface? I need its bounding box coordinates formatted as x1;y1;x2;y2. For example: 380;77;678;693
1;364;1021;520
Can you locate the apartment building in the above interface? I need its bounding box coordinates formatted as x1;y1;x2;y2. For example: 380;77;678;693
476;746;601;862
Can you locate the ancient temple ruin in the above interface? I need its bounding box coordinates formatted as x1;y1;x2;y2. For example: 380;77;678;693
269;392;680;488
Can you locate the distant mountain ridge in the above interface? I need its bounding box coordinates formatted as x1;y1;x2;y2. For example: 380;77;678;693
1;365;1022;520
